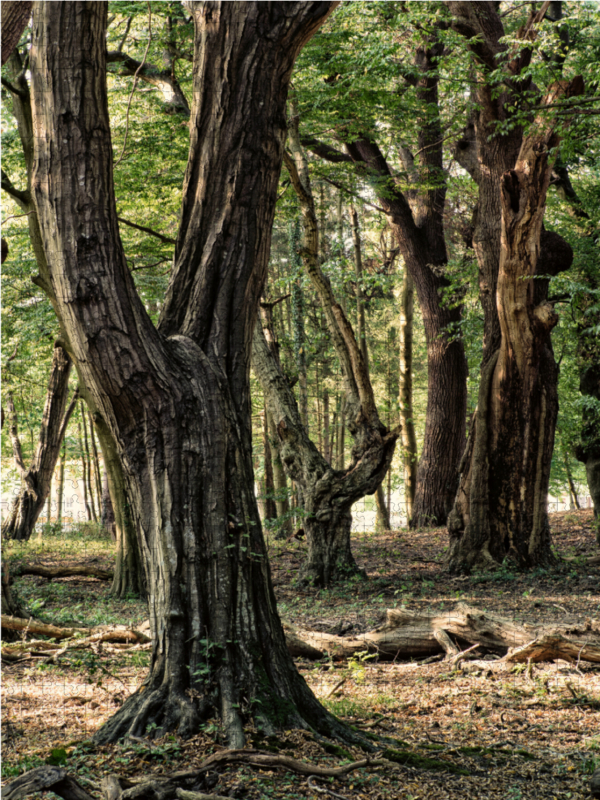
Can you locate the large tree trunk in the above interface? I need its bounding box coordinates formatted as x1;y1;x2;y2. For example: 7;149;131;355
448;77;584;571
2;345;77;541
30;0;363;749
447;2;585;569
1;1;32;66
253;121;398;586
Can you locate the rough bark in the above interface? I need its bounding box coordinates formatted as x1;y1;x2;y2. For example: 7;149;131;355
30;0;365;749
253;121;398;585
1;1;32;66
447;0;585;570
2;345;77;541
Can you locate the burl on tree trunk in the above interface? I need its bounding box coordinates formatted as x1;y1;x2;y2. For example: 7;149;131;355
447;77;585;572
29;0;370;750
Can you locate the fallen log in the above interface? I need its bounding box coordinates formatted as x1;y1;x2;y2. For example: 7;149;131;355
1;615;88;640
0;615;150;644
16;564;114;581
284;603;600;664
1;765;95;800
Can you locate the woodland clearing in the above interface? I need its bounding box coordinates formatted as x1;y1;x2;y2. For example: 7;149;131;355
2;509;599;800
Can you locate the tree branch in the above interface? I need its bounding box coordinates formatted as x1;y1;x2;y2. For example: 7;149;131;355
300;135;352;163
117;215;176;245
1;170;31;208
1;76;27;99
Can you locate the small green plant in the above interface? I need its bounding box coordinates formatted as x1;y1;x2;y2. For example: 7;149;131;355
345;649;377;685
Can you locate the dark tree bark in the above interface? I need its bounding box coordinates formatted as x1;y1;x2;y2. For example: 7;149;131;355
1;1;32;66
30;0;363;749
447;1;585;570
448;75;584;571
2;345;77;541
304;36;468;528
398;269;417;521
253;121;398;586
261;405;278;524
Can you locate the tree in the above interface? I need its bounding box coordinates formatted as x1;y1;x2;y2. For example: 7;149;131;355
253;121;398;585
2;344;77;541
446;2;586;570
2;38;146;595
297;8;469;527
29;0;364;748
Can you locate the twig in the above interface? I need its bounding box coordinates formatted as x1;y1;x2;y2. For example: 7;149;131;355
307;775;347;799
2;211;35;224
114;3;152;168
326;677;347;698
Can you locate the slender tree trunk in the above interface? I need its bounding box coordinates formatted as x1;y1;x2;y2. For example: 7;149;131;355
45;478;52;525
77;415;92;523
563;451;581;510
448;77;584;571
349;204;368;367
57;440;66;524
261;406;278;524
80;402;97;522
30;0;363;749
101;471;116;539
92;415;145;599
268;411;293;539
375;485;390;532
88;409;103;516
2;346;77;541
398;269;417;521
322;388;330;464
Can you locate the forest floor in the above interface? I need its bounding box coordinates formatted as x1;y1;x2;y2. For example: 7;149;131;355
2;509;599;800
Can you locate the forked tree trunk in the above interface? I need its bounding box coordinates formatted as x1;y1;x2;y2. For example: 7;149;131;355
2;345;77;541
253;122;398;585
30;0;362;749
448;78;584;571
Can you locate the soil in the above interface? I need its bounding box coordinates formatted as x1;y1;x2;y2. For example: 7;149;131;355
2;509;599;799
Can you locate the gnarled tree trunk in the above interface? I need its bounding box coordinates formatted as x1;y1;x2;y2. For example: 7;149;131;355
448;77;584;571
253;120;398;586
2;345;77;541
30;0;363;749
